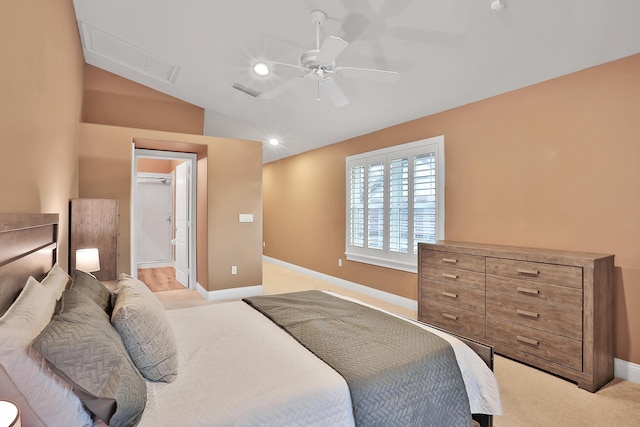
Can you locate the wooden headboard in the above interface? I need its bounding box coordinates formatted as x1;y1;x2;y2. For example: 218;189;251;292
0;213;58;316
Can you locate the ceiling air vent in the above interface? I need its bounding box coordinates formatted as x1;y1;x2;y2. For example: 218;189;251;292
79;21;180;84
232;82;261;98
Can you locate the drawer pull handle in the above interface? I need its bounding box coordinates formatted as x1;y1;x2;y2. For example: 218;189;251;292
517;309;540;319
442;291;458;299
442;273;459;279
517;268;540;276
517;335;539;346
442;313;458;320
517;286;540;296
442;258;458;264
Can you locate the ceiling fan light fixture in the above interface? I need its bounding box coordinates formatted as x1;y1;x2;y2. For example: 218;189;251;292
253;62;270;76
257;9;398;107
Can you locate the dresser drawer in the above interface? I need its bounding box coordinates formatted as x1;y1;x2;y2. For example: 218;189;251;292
422;280;485;314
422;250;485;273
423;265;486;290
486;293;582;340
487;317;582;371
486;275;582;309
486;258;582;289
420;300;486;338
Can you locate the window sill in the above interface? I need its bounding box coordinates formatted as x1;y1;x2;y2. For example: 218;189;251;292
345;252;417;273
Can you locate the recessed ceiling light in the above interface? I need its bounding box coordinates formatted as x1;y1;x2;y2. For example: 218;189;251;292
253;62;270;76
268;138;279;146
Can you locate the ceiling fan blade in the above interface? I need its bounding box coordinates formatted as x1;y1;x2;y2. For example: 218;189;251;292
268;61;304;73
335;67;400;83
261;76;305;100
317;36;349;66
378;0;416;17
339;13;371;42
320;78;348;107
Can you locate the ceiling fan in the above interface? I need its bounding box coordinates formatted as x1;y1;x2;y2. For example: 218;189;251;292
260;10;400;107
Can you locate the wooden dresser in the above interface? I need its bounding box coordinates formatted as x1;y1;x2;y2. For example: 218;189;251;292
418;241;614;392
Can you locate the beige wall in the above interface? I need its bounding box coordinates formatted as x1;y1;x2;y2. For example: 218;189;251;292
78;37;263;293
0;0;84;270
137;158;182;174
83;65;205;135
263;53;640;365
79;123;263;292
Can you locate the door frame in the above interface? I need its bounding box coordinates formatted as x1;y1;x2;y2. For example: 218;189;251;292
131;148;198;290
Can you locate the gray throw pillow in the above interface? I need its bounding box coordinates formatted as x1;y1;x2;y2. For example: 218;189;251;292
33;289;146;427
111;274;178;383
71;268;112;313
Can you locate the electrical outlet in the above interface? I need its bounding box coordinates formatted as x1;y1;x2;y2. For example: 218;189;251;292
338;258;342;267
231;265;237;275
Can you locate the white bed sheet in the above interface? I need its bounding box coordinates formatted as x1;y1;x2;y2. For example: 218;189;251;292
139;301;355;427
139;292;502;426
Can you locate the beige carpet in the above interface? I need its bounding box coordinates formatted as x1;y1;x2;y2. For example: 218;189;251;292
494;355;640;426
152;260;640;426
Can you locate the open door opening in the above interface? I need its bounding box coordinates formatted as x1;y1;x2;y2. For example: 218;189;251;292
132;149;197;291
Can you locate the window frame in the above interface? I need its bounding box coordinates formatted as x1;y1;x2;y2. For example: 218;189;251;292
345;135;445;273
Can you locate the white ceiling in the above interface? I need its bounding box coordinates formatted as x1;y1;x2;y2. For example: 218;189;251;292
72;0;640;163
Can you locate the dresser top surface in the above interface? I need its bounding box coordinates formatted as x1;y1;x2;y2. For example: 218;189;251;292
420;241;614;268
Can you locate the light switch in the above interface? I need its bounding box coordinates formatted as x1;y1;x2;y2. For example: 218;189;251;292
239;214;254;223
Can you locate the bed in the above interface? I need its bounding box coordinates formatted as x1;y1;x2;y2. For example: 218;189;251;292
0;213;501;427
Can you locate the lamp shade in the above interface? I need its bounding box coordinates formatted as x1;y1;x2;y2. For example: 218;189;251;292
76;248;100;273
0;400;20;427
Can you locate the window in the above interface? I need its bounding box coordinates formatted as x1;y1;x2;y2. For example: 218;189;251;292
345;135;445;273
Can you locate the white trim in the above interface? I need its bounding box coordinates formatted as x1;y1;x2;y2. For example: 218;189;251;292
263;256;418;312
615;358;640;384
137;261;174;269
260;256;640;385
196;282;264;301
345;252;417;273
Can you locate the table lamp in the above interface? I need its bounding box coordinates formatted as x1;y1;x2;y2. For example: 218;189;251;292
76;248;100;275
0;400;20;427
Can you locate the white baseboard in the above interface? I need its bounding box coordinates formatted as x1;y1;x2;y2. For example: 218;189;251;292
615;358;640;384
137;261;175;269
263;256;418;312
196;282;263;301
264;256;640;385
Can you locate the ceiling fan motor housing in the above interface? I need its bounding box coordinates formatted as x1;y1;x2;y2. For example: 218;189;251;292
300;50;335;77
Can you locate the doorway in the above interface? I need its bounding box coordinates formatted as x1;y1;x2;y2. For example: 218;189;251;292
132;149;197;290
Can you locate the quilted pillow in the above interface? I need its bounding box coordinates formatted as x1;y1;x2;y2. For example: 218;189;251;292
71;268;112;313
40;263;71;301
0;277;92;427
33;289;147;427
111;274;178;382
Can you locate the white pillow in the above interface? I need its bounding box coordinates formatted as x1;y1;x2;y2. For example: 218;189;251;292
40;263;71;301
0;276;92;427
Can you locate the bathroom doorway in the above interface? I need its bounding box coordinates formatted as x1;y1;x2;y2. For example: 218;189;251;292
132;149;197;290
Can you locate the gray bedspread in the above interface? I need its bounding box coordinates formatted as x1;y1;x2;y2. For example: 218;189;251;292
244;290;472;427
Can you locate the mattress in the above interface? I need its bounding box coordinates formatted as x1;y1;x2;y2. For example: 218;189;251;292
138;292;501;426
139;301;355;426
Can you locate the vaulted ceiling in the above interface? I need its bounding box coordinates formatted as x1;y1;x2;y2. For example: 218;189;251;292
72;0;640;162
